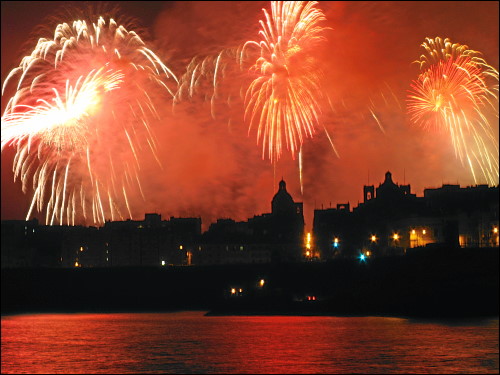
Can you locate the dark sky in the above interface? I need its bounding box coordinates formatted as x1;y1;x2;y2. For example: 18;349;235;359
1;1;499;230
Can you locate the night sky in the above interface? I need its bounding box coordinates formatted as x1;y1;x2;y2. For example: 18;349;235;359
1;1;498;230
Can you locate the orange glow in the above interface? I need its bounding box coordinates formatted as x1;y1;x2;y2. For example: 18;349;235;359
366;251;371;256
411;229;416;235
370;235;377;242
393;234;399;240
74;261;79;267
259;279;265;287
422;229;426;235
231;288;236;295
494;227;498;234
305;232;312;250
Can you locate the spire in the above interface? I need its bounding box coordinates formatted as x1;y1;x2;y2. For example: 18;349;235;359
279;179;286;191
384;171;393;184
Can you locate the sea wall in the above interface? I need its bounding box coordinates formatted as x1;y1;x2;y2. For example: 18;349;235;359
2;247;498;318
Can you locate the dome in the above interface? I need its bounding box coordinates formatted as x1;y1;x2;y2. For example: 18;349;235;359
272;179;295;215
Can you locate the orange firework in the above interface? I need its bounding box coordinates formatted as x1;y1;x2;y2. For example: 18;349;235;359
407;37;499;185
1;16;178;225
241;1;328;163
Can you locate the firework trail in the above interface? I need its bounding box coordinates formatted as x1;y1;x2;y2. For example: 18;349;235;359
407;37;499;185
175;47;244;121
1;16;178;225
240;1;328;163
175;1;330;167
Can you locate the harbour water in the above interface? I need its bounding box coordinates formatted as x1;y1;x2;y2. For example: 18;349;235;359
1;311;498;374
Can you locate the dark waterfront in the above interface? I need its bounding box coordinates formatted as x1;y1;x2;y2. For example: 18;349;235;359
1;311;498;374
2;247;498;318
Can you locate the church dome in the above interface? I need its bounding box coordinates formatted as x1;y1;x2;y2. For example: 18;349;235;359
377;171;403;200
272;179;295;215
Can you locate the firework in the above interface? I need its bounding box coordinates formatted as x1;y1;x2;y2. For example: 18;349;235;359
175;48;243;120
241;1;328;163
407;37;499;185
1;16;178;225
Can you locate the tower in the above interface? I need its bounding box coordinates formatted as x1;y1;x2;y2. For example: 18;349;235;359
364;185;375;203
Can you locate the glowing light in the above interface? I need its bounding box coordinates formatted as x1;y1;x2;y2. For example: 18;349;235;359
161;260;166;266
411;230;416;235
422;229;427;235
359;254;366;261
370;235;377;242
231;288;236;295
74;261;79;267
259;279;265;287
494;227;498;234
393;234;399;241
305;232;312;250
407;37;499;186
241;1;328;162
366;251;371;256
1;15;177;226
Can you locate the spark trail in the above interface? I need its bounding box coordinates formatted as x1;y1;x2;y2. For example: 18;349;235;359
407;37;499;185
1;16;178;225
241;1;328;163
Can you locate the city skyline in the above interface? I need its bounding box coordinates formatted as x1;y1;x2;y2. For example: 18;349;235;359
2;1;499;231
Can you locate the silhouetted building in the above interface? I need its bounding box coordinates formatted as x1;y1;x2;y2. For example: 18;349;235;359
1;219;38;268
314;171;499;259
101;214;201;267
2;172;498;268
270;179;305;247
197;179;305;264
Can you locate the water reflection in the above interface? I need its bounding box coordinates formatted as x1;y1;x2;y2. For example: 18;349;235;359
2;312;498;374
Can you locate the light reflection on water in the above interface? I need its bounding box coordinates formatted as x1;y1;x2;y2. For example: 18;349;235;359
1;311;498;374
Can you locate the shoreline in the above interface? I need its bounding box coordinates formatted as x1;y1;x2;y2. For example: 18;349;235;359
2;247;498;318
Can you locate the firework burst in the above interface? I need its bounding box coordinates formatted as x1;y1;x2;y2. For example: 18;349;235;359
241;1;328;163
175;47;244;121
1;16;178;225
407;37;499;185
